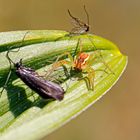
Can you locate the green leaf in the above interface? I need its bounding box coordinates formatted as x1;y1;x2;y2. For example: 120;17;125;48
0;30;127;140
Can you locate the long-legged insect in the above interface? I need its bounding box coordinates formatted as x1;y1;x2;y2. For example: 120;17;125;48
67;6;115;75
0;33;64;101
68;5;89;35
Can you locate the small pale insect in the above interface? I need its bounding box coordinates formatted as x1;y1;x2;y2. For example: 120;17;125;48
68;5;90;35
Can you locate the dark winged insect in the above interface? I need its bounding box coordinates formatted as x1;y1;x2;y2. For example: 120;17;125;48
0;33;64;101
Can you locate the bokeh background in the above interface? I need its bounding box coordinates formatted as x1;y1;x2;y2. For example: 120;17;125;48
0;0;139;140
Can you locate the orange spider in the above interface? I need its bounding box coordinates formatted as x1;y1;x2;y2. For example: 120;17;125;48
51;42;95;90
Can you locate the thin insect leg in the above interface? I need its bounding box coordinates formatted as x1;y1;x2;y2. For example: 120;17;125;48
51;77;68;91
16;31;29;49
72;38;81;58
0;68;12;97
67;9;79;23
0;51;14;97
60;67;78;92
83;5;90;26
50;65;70;80
0;31;29;97
85;66;95;90
76;38;83;55
84;53;96;71
44;70;64;83
7;31;29;53
87;35;115;75
83;77;91;90
95;68;115;80
45;59;71;78
95;69;109;74
78;38;82;53
59;52;74;63
45;58;73;92
6;31;29;63
6;50;15;65
51;52;74;71
0;53;15;97
73;38;84;60
62;65;71;79
6;31;29;65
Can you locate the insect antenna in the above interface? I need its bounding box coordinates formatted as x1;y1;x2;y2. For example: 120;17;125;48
0;50;15;97
67;9;80;29
6;49;15;65
67;9;75;20
83;5;90;26
0;31;29;97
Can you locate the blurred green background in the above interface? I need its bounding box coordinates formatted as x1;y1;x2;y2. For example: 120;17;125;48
0;0;139;140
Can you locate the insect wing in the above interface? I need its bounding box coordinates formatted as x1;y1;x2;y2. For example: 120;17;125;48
39;80;64;101
71;17;85;27
71;26;87;34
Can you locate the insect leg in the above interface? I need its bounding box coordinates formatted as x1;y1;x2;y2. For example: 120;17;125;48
0;68;12;97
0;31;29;97
72;38;81;58
85;67;95;90
83;5;89;26
87;35;115;75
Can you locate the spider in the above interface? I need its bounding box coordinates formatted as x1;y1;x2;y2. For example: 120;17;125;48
49;39;97;90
